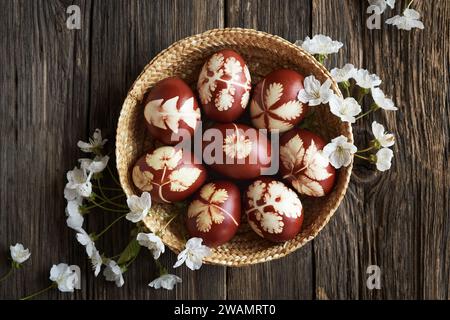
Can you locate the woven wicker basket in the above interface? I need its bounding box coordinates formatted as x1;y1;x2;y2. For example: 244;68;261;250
116;28;353;267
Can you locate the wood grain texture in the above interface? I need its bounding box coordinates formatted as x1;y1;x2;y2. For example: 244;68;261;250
86;0;225;300
312;0;450;299
1;0;449;300
225;0;314;300
0;0;91;299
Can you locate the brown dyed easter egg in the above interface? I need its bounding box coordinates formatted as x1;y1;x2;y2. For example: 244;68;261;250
144;77;201;145
186;181;241;247
279;128;336;197
244;177;303;242
197;49;251;122
202;123;272;180
250;69;307;132
131;146;207;203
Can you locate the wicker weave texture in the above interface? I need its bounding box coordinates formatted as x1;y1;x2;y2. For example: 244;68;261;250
116;28;353;266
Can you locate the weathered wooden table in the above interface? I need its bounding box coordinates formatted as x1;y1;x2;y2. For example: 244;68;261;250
1;0;449;300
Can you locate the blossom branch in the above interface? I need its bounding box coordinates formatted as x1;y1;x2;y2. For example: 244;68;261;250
96;179;128;209
0;265;13;282
83;193;126;211
87;196;129;213
20;283;57;300
92;213;128;240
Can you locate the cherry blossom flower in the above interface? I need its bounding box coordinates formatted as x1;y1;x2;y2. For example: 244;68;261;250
66;200;84;231
329;95;362;123
296;35;343;55
149;274;182;290
10;243;31;264
79;155;110;174
75;229;103;277
64;167;93;201
375;148;394;171
76;229;96;257
372;121;395;148
330;64;357;83
386;8;424;31
77;128;107;154
371;88;397;111
354;69;382;89
90;250;102;277
137;232;165;259
126;192;152;223
173;237;211;271
323;135;357;169
297;76;333;106
103;260;124;287
367;0;395;14
49;263;80;292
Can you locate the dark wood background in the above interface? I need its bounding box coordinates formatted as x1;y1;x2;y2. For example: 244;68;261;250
1;0;449;300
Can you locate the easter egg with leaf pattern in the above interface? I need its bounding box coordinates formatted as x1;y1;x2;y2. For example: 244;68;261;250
197;49;251;122
202;123;272;180
244;177;304;242
186;181;241;247
250;69;307;132
144;77;201;145
279;128;336;197
132;146;207;203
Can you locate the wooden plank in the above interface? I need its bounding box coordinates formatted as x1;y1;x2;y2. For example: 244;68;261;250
225;0;314;300
86;0;225;300
312;0;450;299
311;0;369;300
0;0;91;299
405;0;449;299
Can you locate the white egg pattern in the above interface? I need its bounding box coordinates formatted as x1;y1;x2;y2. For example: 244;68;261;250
198;53;251;111
250;81;303;132
133;147;202;203
144;96;200;134
280;134;332;197
246;180;302;235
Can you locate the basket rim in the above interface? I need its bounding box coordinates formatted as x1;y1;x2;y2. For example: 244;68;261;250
116;27;353;267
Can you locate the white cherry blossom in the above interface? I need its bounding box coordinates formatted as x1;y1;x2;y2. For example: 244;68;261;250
354;69;382;89
296;35;343;55
66;200;84;231
173;237;211;271
367;0;395;14
371;88;397;110
329;95;362;123
103;260;124;287
386;8;424;31
49;263;80;292
149;274;182;290
90;250;102;277
375;148;394;171
297;76;333;106
77;128;107;153
330;64;357;83
76;229;96;257
64;167;93;201
323;135;357;169
137;232;165;259
79;155;109;174
126;192;152;223
372;121;395;148
10;243;31;264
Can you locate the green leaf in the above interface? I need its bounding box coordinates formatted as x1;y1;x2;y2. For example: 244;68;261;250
117;239;141;265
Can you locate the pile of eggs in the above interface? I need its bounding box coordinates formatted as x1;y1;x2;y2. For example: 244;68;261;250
131;49;336;247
